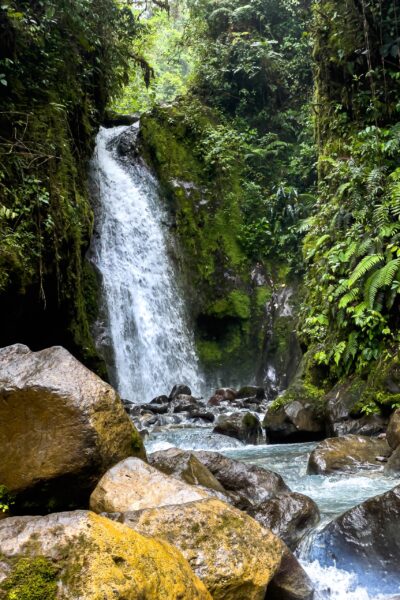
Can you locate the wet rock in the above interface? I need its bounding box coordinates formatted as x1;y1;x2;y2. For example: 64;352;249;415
189;410;215;422
237;385;265;400
110;497;283;600
145;402;169;414
215;387;237;401
0;510;210;599
325;377;388;437
266;545;315;600
213;411;264;444
193;450;289;508
248;492;320;549
150;394;169;404
308;485;400;595
307;435;391;475
90;457;209;513
385;445;400;473
172;394;201;413
0;344;144;509
169;384;191;399
103;110;140;127
148;448;225;493
387;409;400;450
208;394;224;406
264;399;325;444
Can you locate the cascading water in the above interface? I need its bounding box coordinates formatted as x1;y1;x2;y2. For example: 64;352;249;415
89;125;203;402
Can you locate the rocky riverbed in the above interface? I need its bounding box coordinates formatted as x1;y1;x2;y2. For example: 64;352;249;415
0;344;399;599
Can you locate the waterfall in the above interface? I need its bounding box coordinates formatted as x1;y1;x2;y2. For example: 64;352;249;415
89;125;203;403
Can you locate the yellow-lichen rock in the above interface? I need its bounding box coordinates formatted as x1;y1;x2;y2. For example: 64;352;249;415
0;510;211;599
111;498;283;600
90;456;209;513
0;345;145;498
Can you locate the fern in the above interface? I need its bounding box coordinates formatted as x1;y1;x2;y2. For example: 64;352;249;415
347;254;384;288
342;331;359;364
338;287;360;309
364;258;400;308
355;238;375;258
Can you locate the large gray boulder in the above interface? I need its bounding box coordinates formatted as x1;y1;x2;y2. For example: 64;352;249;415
0;344;144;509
308;485;400;596
263;398;324;444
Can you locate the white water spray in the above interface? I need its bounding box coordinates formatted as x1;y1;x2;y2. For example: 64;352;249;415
89;125;202;402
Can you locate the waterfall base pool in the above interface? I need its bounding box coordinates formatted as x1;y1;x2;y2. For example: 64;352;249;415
146;426;400;599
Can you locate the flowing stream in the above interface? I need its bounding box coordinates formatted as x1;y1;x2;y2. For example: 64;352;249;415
89;125;203;402
146;427;400;599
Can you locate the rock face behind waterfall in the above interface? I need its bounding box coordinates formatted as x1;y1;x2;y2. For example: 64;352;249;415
0;511;210;599
308;485;400;595
0;344;144;509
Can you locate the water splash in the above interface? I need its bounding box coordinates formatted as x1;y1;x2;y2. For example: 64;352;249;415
89;125;203;402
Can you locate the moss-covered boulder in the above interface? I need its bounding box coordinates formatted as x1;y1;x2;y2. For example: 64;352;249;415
0;510;211;599
0;344;144;511
90;457;209;513
213;411;264;445
307;435;391;475
264;381;326;444
110;497;283;600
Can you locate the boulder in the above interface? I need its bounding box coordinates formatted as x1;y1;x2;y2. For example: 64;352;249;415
237;385;265;400
307;435;391;475
308;485;400;595
215;387;237;401
263;399;324;444
148;448;225;493
386;444;400;473
90;457;209;513
248;492;320;549
0;344;144;509
110;497;283;600
266;545;315;600
213;412;264;444
193;450;289;508
387;409;400;450
0;510;210;599
169;384;191;399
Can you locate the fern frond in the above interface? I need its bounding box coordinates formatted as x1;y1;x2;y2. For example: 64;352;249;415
355;238;375;258
338;287;360;309
365;258;400;308
347;254;384;288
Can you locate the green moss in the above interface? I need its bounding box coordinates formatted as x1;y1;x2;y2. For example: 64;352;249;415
1;557;58;600
207;290;251;320
130;428;146;459
197;340;223;365
270;381;325;414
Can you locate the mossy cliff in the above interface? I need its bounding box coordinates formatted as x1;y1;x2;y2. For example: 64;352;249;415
138;100;288;385
0;1;135;375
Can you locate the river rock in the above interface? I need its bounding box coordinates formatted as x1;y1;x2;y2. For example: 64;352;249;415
237;385;265;399
266;545;315;600
215;387;237;401
90;457;209;513
213;411;264;444
308;485;400;595
0;344;144;508
0;510;210;599
169;383;191;399
263;399;324;443
387;408;400;450
307;435;391;474
110;497;283;600
193;450;289;508
148;447;225;493
248;492;320;549
386;444;400;473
